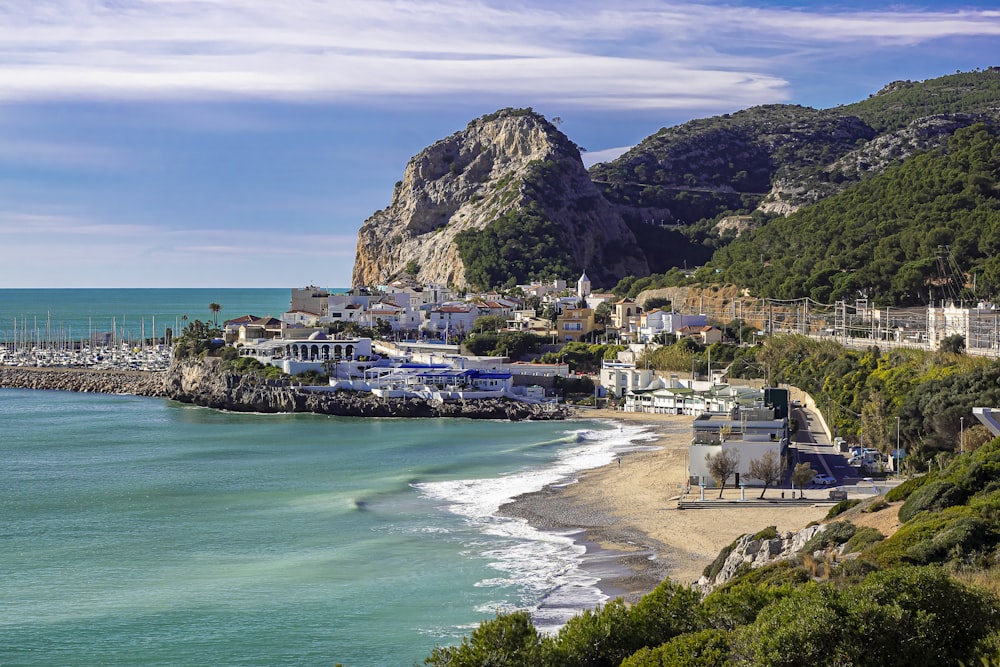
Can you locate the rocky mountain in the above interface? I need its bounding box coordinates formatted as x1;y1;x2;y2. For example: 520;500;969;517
352;108;648;290
350;68;1000;292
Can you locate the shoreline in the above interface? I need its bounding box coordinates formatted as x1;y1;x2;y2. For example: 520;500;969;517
500;408;832;604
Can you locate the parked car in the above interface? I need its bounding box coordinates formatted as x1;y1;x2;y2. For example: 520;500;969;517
812;473;837;486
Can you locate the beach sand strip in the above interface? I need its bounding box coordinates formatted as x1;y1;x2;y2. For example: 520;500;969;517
499;408;832;603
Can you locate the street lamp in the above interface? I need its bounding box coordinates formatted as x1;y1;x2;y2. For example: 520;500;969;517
896;415;900;475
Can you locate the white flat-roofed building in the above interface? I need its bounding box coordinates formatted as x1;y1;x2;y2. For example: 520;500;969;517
638;310;707;342
600;360;656;399
688;407;788;488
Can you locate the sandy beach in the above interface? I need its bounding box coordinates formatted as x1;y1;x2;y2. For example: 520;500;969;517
499;408;832;602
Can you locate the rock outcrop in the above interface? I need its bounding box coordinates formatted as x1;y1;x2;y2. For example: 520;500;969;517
352;108;648;289
698;524;826;592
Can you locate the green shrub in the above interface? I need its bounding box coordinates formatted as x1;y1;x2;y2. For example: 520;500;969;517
715;559;810;590
885;474;929;502
732;584;849;667
864;498;889;513
751;526;778;541
843;526;885;554
700;581;796;631
863;505;980;568
621;629;731;667
904;515;993;564
833;557;879;580
825;499;861;520
898;479;967;523
424;611;544;667
842;565;1000;667
802;521;857;553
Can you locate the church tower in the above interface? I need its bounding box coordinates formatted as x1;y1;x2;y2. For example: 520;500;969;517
577;271;592;299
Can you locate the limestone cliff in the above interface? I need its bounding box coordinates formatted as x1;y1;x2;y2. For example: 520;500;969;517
352;108;648;289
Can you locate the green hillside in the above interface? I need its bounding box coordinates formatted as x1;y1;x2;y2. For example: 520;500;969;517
712;123;1000;306
843;67;1000;132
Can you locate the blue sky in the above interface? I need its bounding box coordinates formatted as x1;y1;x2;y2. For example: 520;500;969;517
1;1;998;288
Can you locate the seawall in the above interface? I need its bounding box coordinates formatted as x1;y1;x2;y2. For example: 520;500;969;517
0;360;569;421
0;366;167;396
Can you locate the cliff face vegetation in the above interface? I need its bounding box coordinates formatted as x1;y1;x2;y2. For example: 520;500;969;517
351;108;648;290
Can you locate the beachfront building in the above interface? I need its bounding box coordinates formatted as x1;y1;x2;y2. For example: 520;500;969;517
237;333;376;376
687;407;789;488
600;360;656;399
622;378;763;416
344;364;523;402
224;316;283;345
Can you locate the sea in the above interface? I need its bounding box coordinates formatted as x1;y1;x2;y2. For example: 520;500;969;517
0;289;656;666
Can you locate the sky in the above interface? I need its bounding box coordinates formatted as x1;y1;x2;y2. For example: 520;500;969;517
1;1;998;288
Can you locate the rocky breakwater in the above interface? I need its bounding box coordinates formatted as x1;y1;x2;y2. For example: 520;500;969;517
0;365;167;396
162;357;570;420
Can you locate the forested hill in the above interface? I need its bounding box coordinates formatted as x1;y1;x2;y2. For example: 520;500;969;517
712;123;1000;307
593;67;1000;304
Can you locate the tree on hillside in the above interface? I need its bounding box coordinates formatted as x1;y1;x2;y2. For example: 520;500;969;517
749;451;783;499
939;333;965;355
472;314;506;334
209;302;222;327
706;449;740;499
791;463;817;499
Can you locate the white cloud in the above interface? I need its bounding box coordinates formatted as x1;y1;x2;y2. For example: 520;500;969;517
0;1;994;110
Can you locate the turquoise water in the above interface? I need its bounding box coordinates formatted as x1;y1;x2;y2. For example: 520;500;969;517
0;390;652;666
0;288;656;664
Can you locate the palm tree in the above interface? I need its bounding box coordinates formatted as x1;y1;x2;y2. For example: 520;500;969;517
209;303;222;327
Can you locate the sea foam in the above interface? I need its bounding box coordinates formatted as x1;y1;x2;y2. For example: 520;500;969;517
413;421;657;631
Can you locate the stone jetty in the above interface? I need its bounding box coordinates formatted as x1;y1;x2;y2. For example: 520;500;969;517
0;359;570;421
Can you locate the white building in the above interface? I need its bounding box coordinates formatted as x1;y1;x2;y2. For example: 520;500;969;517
422;302;482;336
638;310;707;342
238;333;376;376
577;272;592;299
687;408;789;488
600;360;656;399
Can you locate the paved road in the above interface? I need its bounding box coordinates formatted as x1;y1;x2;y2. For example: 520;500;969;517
788;405;855;487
